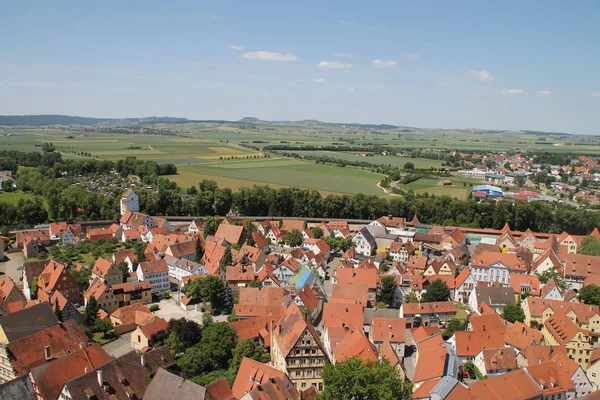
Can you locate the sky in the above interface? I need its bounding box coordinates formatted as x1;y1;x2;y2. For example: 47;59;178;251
1;1;599;134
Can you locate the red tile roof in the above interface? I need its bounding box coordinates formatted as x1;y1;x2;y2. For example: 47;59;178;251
454;330;506;357
332;329;378;363
469;369;542;400
232;358;288;399
371;317;406;343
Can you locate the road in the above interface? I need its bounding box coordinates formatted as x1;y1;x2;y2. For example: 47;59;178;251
0;251;25;289
102;332;133;358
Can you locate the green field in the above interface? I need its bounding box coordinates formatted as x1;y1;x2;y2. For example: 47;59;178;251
288;150;444;168
0;191;37;204
398;177;471;199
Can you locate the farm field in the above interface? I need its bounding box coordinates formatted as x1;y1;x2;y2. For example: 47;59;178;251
289;150;444;168
397;177;471;199
169;160;385;196
0;191;37;204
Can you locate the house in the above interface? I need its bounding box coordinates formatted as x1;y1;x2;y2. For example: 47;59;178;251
558;231;584;254
0;278;26;304
136;259;170;293
423;258;456;276
59;347;175;400
412;332;459;389
468;286;515;315
232;357;295;399
388;241;415;263
370;317;406;359
449;330;506;364
87;227;114;242
504;321;543;351
454;268;475;304
163;255;207;284
542;310;594;368
516;344;567;367
131;317;168;351
215;223;247;247
0;320;89;383
400;302;457;328
120;211;157;231
36;260;81;305
28;344;113;400
90;257;122;287
120;188;140;216
330;329;378;364
234;287;291;319
271;302;329;392
541;278;565;301
331;284;369;306
112;249;138;273
23;239;41;259
308;239;330;260
111;280;152;307
144;368;211;400
474;347;517;377
164;240;196;260
50;291;82;322
0;375;35;400
411;377;473;400
48;222;81;244
206;378;234;400
564;254;600;290
334;268;378;304
526;353;593;399
22;260;51;301
85;278;119;314
187;218;205;235
0;302;59;344
586;348;600;389
408;255;428;273
229;317;272;346
226;263;256;288
121;229;142;243
509;273;540;299
469;369;543;400
352;227;377;256
281;219;305;232
470;251;528;285
530;247;563;276
266;227;284;246
109;303;158;334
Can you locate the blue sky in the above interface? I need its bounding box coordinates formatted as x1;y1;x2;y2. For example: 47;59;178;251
1;1;599;134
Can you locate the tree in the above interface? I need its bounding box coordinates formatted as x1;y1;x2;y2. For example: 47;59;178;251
321;357;411;400
54;298;63;322
579;236;600;256
312;227;324;239
515;176;526;187
117;261;129;283
179;322;238;377
248;279;262;288
185;276;234;315
422;279;450;303
407;292;418;303
535;268;567;291
202;312;214;327
69;268;90;293
502;303;525;323
378;276;397;307
82;296;99;328
404;162;415;171
194;238;204;263
220;247;232;269
579;285;600;306
31;276;39;300
442;318;467;340
165;318;202;355
285;229;303;247
226;339;270;384
204;216;221;237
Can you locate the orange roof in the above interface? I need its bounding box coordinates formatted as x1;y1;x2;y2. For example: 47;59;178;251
206;378;234;400
564;253;600;277
0;278;24;302
470;312;506;332
113;249;137;264
482;347;517;372
84;278;109;301
111;280;152;293
469;369;542;400
139;317;168;339
378;340;400;368
510;273;541;296
335;268;378;289
229;317;272;341
239;287;287;306
226;264;256;282
332;329;378;363
504;321;543;349
401;301;456;316
519;344;567;366
297;284;319;311
408;255;428;271
412;333;448;383
411;326;442;343
273;302;326;359
138;259;168;275
471;251;529;273
91;257;114;278
454;268;472;288
371;317;406;343
322;302;364;330
454;330;506;357
280;219;304;232
525;297;600;324
215;224;245;245
110;303;154;325
331;284;369;306
543;310;579;345
7;320;89;375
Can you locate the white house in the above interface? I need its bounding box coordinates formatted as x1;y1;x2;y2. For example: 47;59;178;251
352;227;377;257
389;242;415;263
454;269;476;304
136;259;170;293
163;255;208;284
474;348;517;377
120;211;157;231
120;188;140;216
187;218;204;235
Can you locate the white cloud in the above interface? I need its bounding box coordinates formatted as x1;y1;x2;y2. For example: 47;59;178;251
314;78;327;83
591;91;600;97
538;90;552;96
469;70;495;82
348;88;355;92
229;44;246;50
317;61;353;69
334;52;353;58
372;59;397;69
241;51;297;61
400;53;420;59
500;89;524;95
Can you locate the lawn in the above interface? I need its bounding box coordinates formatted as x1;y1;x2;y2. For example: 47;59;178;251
399;178;470;199
91;332;118;345
0;191;37;204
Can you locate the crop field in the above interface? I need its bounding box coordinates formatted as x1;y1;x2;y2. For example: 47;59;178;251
288;150;444;168
397;177;474;199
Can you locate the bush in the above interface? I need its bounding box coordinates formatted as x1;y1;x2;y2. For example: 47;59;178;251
149;304;160;312
162;290;171;300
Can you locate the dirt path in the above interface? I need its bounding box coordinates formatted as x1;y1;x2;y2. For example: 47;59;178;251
148;145;154;150
377;181;402;197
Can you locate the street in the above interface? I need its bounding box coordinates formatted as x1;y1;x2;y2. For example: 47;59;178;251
102;332;133;358
0;251;25;289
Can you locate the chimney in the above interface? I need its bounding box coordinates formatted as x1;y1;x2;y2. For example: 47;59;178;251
140;355;145;367
84;367;88;373
97;370;103;387
44;346;51;361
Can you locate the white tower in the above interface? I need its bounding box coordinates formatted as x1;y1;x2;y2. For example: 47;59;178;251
120;188;140;216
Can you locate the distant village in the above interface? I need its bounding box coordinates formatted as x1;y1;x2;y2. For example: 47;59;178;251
2;187;600;399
